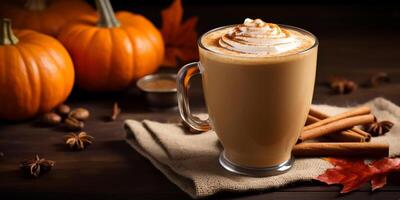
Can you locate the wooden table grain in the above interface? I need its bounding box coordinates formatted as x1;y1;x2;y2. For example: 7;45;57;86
1;3;400;200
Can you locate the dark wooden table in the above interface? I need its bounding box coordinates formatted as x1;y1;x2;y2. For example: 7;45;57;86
1;3;400;200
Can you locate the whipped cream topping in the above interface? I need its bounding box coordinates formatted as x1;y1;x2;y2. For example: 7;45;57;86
218;18;302;55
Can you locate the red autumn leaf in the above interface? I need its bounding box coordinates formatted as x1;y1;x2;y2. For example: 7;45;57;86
370;158;400;190
316;158;378;193
161;0;199;67
315;157;400;193
371;174;386;191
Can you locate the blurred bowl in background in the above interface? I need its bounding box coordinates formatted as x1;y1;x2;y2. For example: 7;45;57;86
136;73;178;108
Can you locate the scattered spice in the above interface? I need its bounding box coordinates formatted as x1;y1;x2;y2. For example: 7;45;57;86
56;104;71;117
69;108;90;121
64;132;94;151
110;102;121;121
41;112;62;126
64;117;84;131
20;155;55;178
364;120;394;136
329;77;357;94
35;104;91;131
364;72;390;88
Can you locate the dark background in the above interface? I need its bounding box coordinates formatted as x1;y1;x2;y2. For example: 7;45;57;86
85;0;400;34
88;0;400;84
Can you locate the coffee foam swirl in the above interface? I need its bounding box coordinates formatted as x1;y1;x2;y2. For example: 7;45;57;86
218;18;301;55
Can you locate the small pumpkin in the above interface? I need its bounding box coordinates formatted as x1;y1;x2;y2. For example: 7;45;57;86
0;0;94;36
58;0;164;91
0;18;75;121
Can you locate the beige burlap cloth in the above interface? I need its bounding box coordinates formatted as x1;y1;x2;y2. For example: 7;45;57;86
124;97;400;198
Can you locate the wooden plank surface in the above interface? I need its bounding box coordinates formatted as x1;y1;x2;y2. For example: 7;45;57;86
1;3;400;200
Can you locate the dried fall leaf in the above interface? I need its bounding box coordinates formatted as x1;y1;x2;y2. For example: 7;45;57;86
315;157;400;193
371;174;386;191
161;0;198;67
316;158;376;193
370;158;400;190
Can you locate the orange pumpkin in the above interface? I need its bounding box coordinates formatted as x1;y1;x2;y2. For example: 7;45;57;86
0;0;94;36
58;0;164;91
0;18;75;121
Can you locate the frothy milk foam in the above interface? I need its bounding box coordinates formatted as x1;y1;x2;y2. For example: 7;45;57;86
202;18;315;57
198;19;318;168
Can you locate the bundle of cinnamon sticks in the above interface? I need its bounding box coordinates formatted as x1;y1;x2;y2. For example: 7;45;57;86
292;106;389;158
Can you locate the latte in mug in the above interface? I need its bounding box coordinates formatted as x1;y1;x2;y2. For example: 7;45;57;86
177;18;318;176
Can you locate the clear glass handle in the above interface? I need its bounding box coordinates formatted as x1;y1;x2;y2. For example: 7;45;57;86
177;62;211;132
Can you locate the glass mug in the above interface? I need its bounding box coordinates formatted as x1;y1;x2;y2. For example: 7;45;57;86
177;25;318;176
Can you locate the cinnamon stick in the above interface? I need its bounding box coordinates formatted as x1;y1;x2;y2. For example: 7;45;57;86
299;114;375;142
292;142;388;157
306;115;320;125
307;114;368;142
309;108;372;140
309;108;332;120
351;128;371;139
304;106;371;131
329;130;367;142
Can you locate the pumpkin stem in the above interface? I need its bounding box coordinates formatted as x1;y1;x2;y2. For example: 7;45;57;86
0;18;19;45
95;0;120;28
25;0;47;11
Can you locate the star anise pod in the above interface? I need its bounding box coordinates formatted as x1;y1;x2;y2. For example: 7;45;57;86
329;77;357;94
364;120;394;136
64;132;94;151
20;155;55;178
